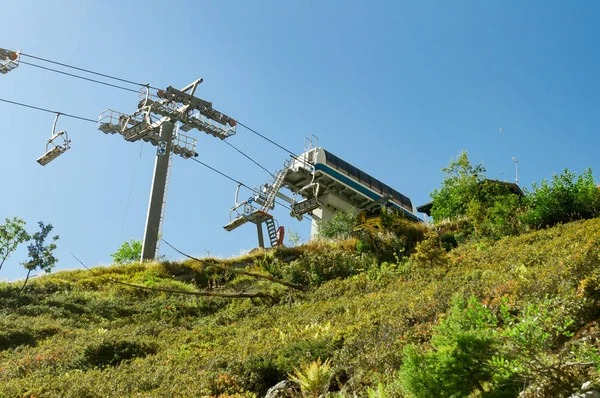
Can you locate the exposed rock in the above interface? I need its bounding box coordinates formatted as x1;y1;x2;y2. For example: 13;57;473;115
264;380;300;398
569;390;600;398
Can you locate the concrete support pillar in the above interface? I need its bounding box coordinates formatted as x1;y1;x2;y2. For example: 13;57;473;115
141;121;174;262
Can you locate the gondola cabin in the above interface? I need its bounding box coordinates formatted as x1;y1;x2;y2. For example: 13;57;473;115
282;146;421;237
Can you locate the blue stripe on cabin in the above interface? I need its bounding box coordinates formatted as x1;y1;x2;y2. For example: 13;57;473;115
313;163;420;221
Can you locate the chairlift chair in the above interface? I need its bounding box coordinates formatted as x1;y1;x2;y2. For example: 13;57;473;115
37;114;72;166
0;48;20;74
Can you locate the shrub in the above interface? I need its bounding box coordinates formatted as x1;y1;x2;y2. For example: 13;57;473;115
276;337;340;375
281;250;373;286
522;168;600;229
288;358;332;397
411;231;448;269
399;296;512;397
110;239;142;264
318;210;358;240
243;355;283;395
76;339;157;369
0;329;36;350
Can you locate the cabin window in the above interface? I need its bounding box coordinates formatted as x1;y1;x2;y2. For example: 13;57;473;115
347;164;359;181
359;170;371;187
381;185;392;197
371;178;382;194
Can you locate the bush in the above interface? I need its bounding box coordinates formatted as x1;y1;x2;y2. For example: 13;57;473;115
243;355;283;395
288;358;333;397
281;250;374;286
111;239;142;264
0;329;36;350
522;168;600;229
318;210;358;240
76;339;157;369
399;296;515;398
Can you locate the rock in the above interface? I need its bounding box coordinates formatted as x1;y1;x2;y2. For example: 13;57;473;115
569;390;600;398
264;380;300;398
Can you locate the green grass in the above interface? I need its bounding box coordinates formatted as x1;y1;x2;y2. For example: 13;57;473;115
1;219;600;397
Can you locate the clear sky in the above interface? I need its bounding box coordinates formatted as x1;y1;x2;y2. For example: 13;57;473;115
1;0;599;281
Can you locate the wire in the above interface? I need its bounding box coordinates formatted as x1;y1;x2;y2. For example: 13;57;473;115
21;52;160;91
0;97;311;220
0;97;97;123
223;139;275;178
236;120;298;158
119;141;143;241
191;157;250;188
20;60;141;93
20;52;309;168
190;157;312;221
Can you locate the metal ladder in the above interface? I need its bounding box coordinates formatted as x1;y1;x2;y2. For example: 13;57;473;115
260;162;291;212
265;218;279;247
155;150;173;258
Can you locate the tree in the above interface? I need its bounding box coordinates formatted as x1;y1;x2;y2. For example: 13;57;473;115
317;209;357;240
430;151;487;221
430;151;524;240
111;239;142;264
0;217;30;273
21;222;59;292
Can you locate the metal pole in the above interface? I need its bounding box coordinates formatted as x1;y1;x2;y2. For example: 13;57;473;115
256;222;265;249
141;121;174;262
512;157;519;185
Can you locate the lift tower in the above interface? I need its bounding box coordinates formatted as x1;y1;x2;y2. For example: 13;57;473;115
98;78;236;262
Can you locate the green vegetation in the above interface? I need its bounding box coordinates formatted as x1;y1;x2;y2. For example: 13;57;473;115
317;209;357;240
0;217;30;273
288;358;332;397
2;155;600;397
0;218;59;285
21;222;59;291
522;168;600;229
110;239;142;264
430;151;600;242
1;216;600;397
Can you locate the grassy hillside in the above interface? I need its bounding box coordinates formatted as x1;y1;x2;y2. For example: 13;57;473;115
1;220;600;397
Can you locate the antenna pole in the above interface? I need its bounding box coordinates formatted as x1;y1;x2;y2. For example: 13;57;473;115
141;121;174;261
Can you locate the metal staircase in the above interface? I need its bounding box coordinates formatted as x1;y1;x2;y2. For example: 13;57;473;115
258;161;291;211
224;160;291;233
265;218;279;247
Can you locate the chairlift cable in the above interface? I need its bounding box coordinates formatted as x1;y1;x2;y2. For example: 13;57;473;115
20;52;160;90
235;120;300;159
0;98;97;123
223;139;275;178
18;53;310;167
20;60;141;93
189;157;311;219
0;97;310;219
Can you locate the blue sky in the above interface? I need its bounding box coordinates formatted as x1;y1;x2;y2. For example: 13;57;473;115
1;0;599;281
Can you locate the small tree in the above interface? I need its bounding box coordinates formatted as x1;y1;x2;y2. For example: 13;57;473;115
0;217;30;273
21;222;59;292
111;239;143;264
430;151;486;221
317;209;357;240
430;151;524;240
